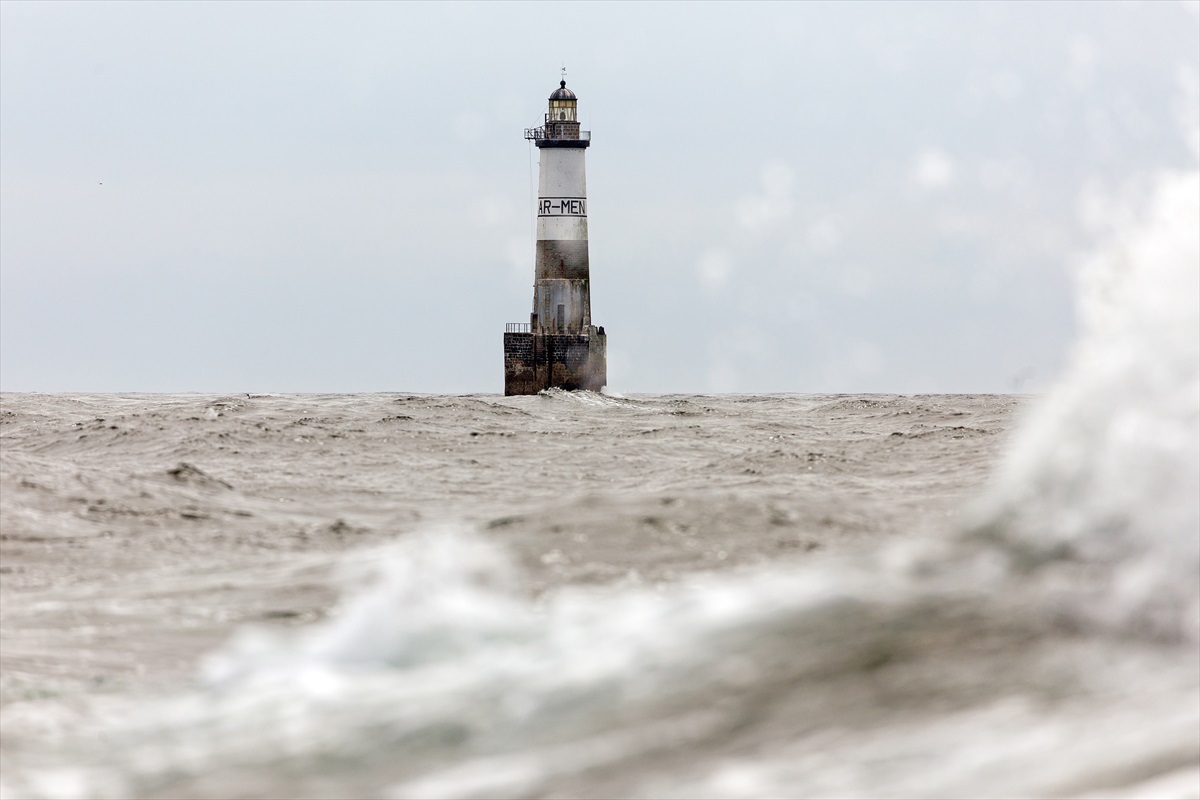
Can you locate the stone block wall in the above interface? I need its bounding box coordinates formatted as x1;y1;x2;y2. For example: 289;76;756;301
504;331;606;395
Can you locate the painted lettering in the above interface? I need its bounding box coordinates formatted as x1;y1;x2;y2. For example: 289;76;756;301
537;197;588;217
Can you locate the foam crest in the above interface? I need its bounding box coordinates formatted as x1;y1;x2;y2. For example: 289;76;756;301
537;386;653;410
203;530;533;684
203;528;895;696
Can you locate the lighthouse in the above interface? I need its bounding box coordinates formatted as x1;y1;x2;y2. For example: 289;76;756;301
503;78;607;395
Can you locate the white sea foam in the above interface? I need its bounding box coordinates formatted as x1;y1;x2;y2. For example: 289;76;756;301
974;166;1200;639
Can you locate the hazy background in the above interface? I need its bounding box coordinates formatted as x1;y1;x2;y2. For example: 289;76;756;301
2;1;1196;393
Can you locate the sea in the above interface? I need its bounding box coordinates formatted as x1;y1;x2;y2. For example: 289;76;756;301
0;173;1196;798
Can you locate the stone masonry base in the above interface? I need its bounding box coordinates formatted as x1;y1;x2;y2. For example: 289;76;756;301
504;331;607;396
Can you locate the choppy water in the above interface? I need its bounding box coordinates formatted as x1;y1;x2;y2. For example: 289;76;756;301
1;169;1197;798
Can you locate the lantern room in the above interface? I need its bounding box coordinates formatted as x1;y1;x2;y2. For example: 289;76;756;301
548;80;577;122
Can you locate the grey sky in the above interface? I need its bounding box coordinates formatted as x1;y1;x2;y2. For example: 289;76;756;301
2;1;1197;393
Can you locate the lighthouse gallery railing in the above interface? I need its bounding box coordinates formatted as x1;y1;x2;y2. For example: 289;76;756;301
524;128;591;142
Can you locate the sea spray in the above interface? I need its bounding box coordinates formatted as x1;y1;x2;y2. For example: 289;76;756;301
971;166;1200;640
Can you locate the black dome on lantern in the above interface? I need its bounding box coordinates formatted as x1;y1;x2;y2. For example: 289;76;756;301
549;80;577;101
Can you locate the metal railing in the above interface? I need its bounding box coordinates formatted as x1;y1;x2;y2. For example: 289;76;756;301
505;322;531;333
523;127;591;142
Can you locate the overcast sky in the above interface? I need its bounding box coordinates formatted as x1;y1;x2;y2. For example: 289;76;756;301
2;1;1197;393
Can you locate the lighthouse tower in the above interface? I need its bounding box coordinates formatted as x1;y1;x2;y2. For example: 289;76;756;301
503;79;607;395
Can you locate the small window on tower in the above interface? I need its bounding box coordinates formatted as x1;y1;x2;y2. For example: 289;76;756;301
559;111;565;120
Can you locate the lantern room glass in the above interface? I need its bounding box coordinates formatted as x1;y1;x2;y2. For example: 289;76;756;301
549;99;577;122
